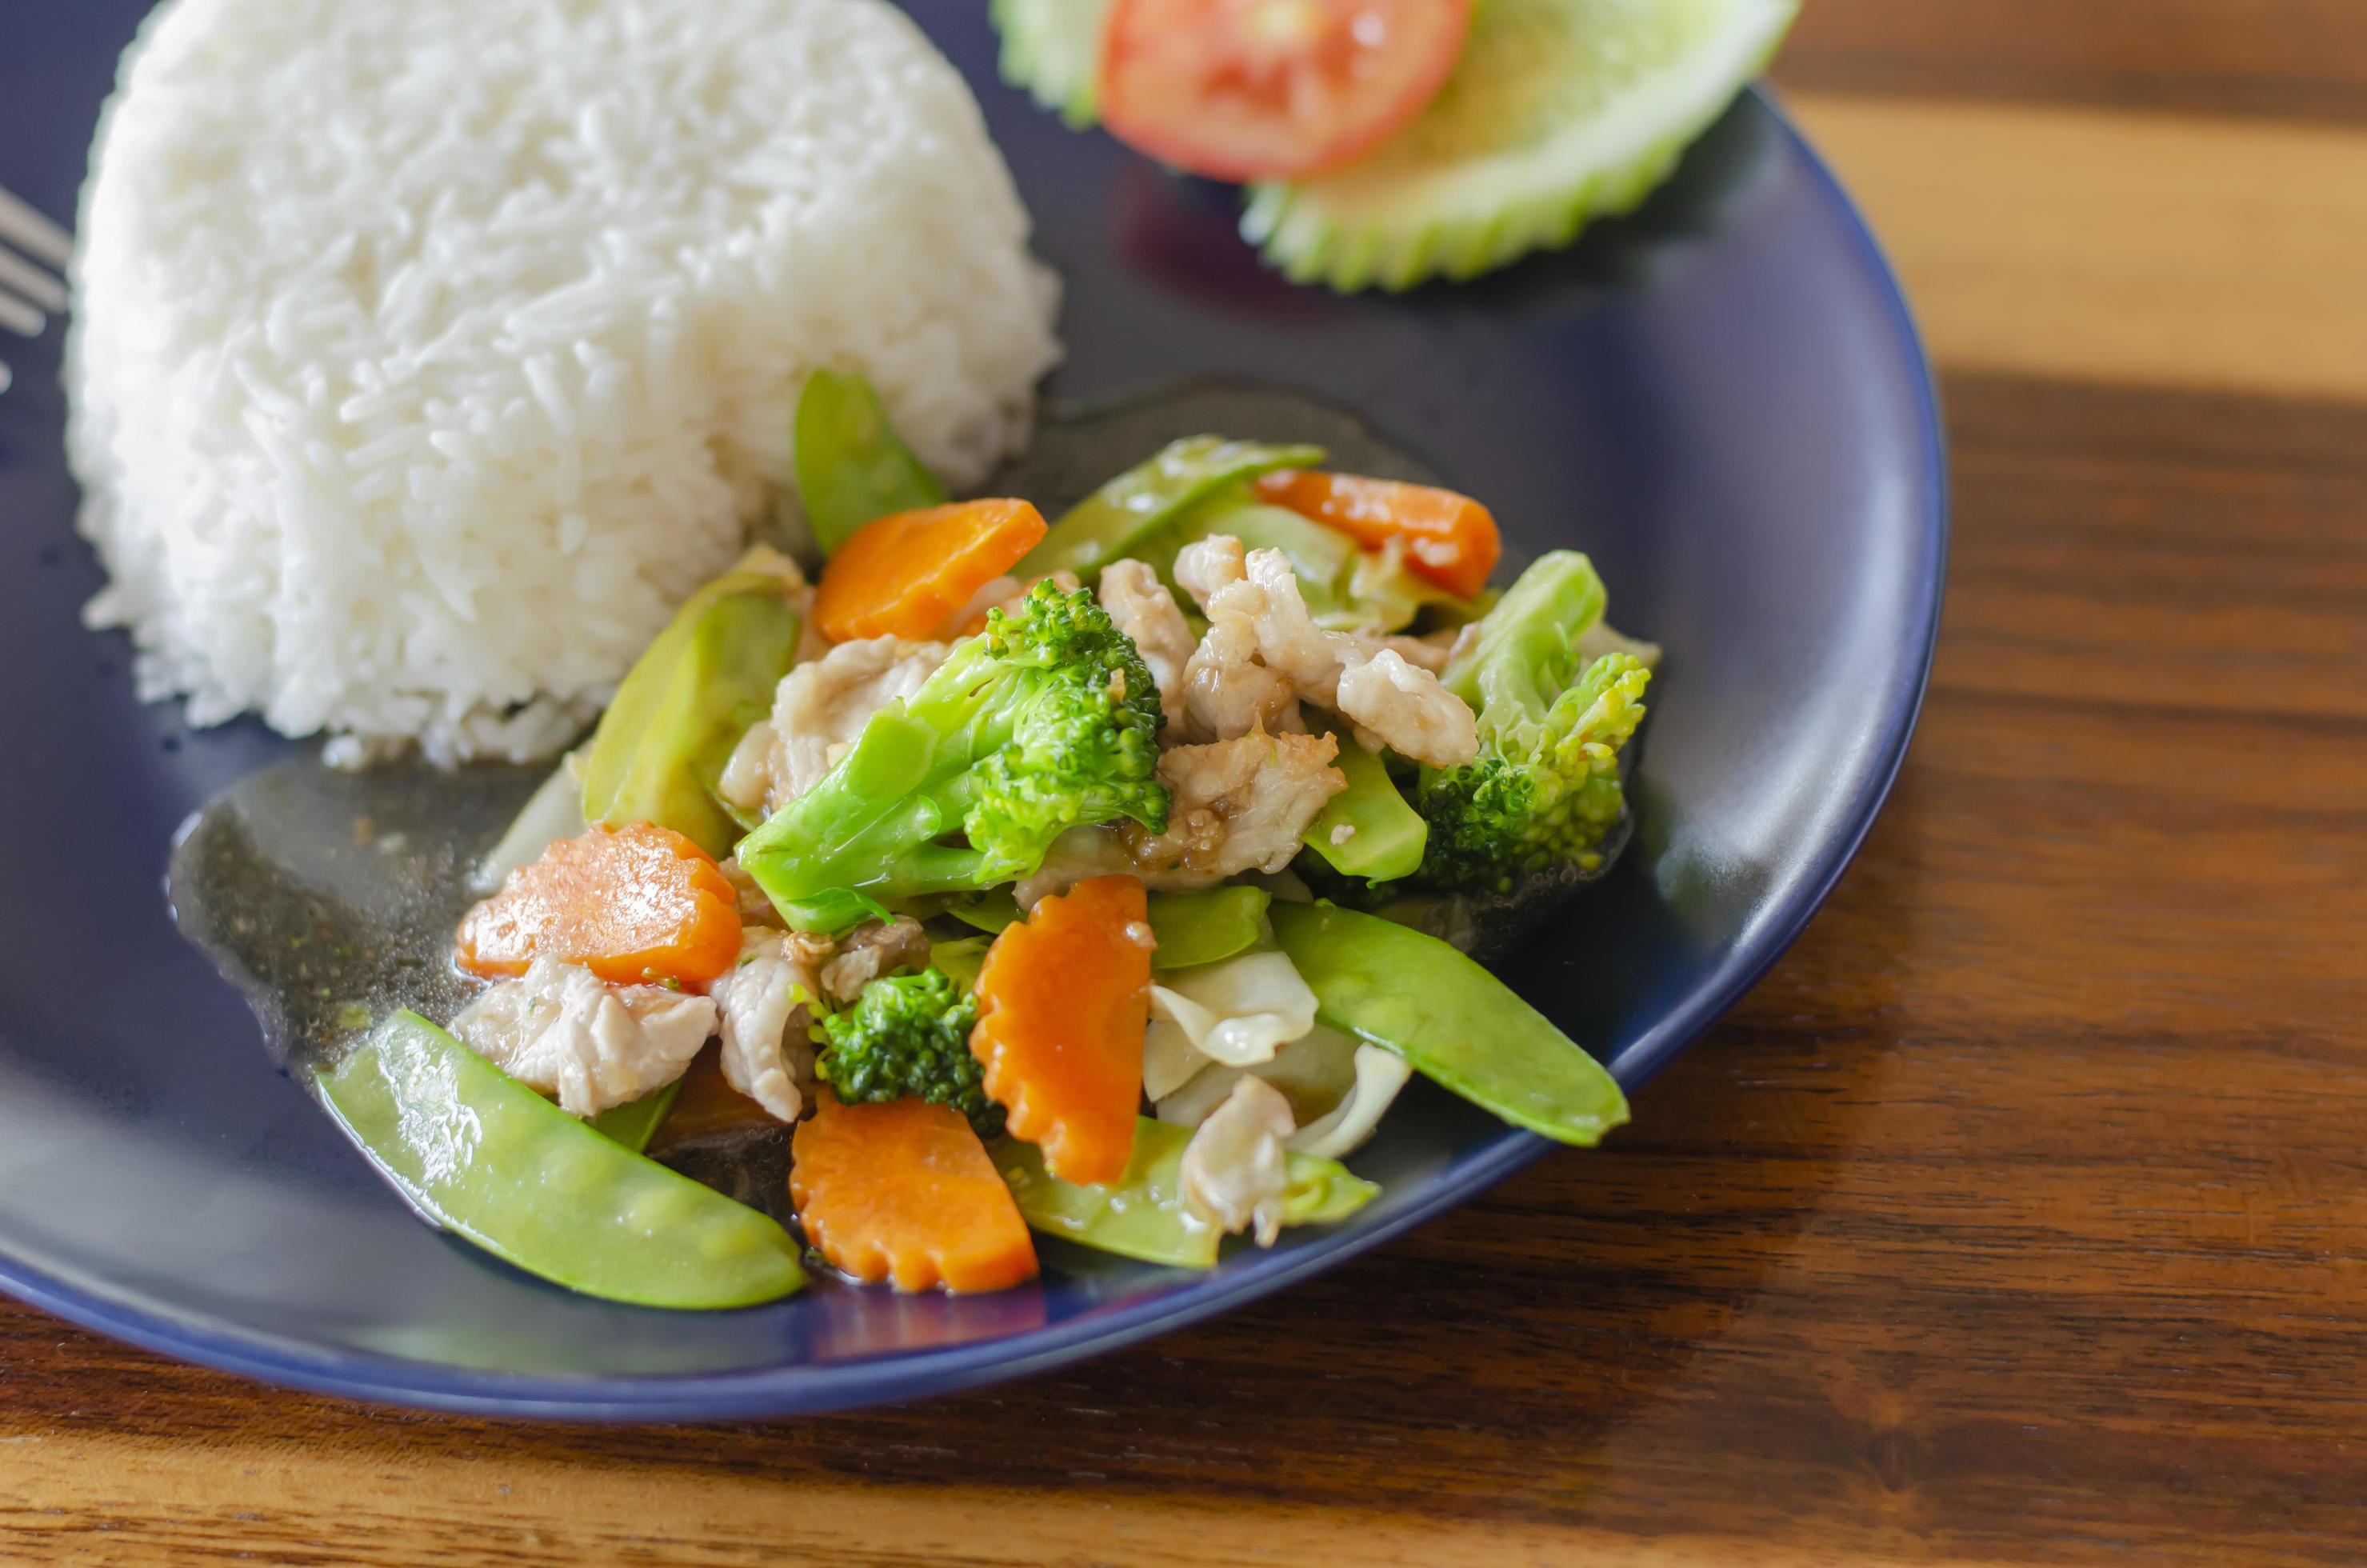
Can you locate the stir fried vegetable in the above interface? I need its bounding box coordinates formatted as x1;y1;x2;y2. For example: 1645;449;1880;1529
321;1013;806;1308
818;968;1002;1139
1302;719;1429;881
794;368;949;556
1145;886;1273;970
738;581;1170;931
404;404;1660;1304
793;1093;1039;1293
814;498;1049;642
457;822;742;987
1415;551;1650;893
1269;901;1628;1144
973;874;1154;1185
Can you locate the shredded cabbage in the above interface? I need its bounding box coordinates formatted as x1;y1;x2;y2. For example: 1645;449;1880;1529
1143;950;1319;1098
1155;1022;1413;1162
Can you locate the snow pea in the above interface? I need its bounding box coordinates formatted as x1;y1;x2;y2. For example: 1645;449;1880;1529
1302;722;1428;882
1146;886;1271;970
793;368;946;556
1268;902;1629;1145
1018;436;1324;579
994;1116;1375;1268
581;563;802;858
586;1078;683;1154
944;888;1023;935
318;1012;806;1308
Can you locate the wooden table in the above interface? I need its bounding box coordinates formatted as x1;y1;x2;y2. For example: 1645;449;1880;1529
6;5;2364;1563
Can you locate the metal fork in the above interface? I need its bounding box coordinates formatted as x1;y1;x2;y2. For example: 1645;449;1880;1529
0;186;71;397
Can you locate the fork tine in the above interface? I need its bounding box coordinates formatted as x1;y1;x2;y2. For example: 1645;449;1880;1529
0;189;71;271
0;289;42;338
0;246;64;314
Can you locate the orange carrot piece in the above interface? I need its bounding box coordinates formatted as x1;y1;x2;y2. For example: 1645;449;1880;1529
1253;470;1501;600
455;822;742;987
970;874;1151;1186
790;1093;1040;1293
813;498;1049;643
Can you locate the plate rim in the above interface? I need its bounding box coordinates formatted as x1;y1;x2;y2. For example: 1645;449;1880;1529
0;86;1949;1421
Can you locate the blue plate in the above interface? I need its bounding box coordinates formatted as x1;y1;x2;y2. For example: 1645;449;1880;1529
0;3;1944;1418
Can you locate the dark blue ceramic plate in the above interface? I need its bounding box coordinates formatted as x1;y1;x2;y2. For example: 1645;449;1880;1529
0;3;1944;1418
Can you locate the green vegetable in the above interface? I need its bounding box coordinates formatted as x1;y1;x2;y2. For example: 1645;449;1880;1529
1303;722;1429;882
817;968;1002;1140
945;889;1024;936
1018;437;1323;580
318;1013;806;1308
1243;0;1801;291
580;560;802;858
1412;551;1648;893
1146;886;1272;970
994;1116;1377;1267
991;0;1109;127
586;1080;682;1154
1269;902;1627;1145
929;934;993;993
793;369;946;556
738;580;1170;931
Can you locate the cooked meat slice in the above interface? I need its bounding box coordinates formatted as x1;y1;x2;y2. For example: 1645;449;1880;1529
704;926;823;1123
1236;548;1346;705
451;957;715;1117
1170;541;1478;759
1153;730;1347;879
1333;646;1478;767
1181;605;1298;741
764;636;950;809
1180;1074;1296;1246
1098;559;1196;729
716;719;778;816
1173;534;1247;611
1375;631;1454;674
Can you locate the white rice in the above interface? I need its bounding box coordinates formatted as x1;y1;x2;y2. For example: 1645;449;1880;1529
67;0;1062;765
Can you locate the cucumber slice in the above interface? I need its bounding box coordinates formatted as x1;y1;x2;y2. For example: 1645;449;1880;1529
990;0;1111;129
1242;0;1799;292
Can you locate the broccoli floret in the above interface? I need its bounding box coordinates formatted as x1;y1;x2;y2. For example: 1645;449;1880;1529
1411;552;1650;894
816;967;1002;1140
739;580;1170;930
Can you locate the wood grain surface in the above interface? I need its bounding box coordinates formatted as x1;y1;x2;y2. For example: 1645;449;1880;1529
6;3;2365;1564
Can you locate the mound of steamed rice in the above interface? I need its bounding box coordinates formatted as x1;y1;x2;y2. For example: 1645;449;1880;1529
68;0;1061;765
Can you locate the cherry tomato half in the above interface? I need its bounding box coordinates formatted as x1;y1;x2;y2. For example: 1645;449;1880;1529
1097;0;1473;183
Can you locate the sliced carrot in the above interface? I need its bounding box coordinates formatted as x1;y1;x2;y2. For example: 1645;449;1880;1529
1253;470;1501;601
790;1092;1039;1293
455;822;742;987
813;498;1049;643
970;874;1150;1186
